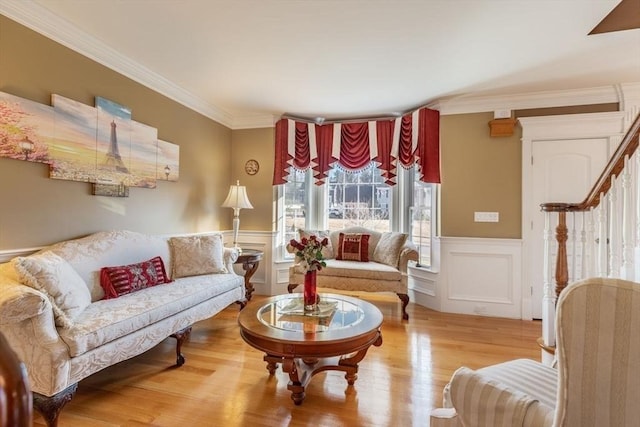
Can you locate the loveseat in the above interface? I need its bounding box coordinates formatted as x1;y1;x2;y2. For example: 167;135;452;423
0;230;246;427
430;277;640;427
287;226;418;320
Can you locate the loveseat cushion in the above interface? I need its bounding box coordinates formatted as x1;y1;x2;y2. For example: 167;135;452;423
330;226;382;261
293;259;402;282
59;273;241;357
336;233;370;262
373;232;408;268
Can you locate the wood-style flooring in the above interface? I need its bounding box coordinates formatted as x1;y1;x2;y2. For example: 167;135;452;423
34;292;541;427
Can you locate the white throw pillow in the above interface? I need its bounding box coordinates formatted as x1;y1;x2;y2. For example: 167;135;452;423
13;251;91;328
373;232;408;268
169;234;227;278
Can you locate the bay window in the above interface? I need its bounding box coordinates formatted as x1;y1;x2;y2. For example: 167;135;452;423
274;107;440;267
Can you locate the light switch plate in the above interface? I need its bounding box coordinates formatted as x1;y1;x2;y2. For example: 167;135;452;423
474;212;499;222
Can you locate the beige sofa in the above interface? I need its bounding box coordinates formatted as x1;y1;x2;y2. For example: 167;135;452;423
0;230;246;427
430;277;640;427
287;226;418;320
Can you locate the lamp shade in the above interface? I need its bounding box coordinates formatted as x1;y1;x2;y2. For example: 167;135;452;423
222;181;253;210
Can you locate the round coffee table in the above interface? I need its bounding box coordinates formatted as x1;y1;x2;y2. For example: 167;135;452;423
238;293;383;405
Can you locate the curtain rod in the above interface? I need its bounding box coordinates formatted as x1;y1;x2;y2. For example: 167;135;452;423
281;101;439;125
281;113;400;125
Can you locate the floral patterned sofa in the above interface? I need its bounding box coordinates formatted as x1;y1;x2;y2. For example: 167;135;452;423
287;226;418;320
0;230;245;426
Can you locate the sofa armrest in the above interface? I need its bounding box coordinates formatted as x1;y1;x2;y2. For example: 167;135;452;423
398;241;419;273
0;281;48;324
448;366;545;427
0;274;60;341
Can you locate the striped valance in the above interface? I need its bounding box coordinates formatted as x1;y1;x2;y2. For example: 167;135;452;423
273;107;440;186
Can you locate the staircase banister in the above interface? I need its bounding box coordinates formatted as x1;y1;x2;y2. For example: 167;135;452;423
540;202;581;213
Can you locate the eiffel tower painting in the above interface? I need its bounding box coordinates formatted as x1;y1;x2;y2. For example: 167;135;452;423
103;120;129;173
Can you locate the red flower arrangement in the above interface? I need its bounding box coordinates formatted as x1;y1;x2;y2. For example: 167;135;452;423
289;235;329;272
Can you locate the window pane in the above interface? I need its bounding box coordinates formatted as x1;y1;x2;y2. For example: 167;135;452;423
327;162;390;232
282;168;307;257
411;180;432;267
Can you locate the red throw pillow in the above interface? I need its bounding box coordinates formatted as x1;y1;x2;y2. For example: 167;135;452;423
336;233;370;262
100;256;170;299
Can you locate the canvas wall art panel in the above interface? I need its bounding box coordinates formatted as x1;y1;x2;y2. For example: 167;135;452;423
157;139;180;182
127;121;158;188
0;91;54;163
1;91;180;196
95;97;131;187
50;94;98;182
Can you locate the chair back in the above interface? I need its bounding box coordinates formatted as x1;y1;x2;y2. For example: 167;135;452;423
554;278;640;427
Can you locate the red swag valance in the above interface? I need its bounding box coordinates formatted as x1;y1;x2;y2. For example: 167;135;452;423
273;107;440;186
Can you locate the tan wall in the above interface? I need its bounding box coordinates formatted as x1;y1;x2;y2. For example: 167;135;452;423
440;112;522;238
0;15;525;248
229;128;275;231
0;16;232;249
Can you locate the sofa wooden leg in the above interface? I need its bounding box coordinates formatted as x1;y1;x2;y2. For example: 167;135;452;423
170;326;192;366
32;383;77;427
397;293;410;320
287;284;299;293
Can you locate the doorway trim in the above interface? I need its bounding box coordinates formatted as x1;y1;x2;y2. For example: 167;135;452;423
520;112;626;320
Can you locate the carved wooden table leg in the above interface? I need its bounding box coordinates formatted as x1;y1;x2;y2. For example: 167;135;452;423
170;326;192;366
282;358;306;405
339;333;383;385
235;250;263;301
263;354;280;375
32;383;77;427
241;259;259;301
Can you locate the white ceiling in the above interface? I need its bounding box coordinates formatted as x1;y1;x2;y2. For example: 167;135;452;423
2;0;640;128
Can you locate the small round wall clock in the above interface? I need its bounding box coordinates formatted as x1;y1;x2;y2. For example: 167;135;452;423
245;159;259;175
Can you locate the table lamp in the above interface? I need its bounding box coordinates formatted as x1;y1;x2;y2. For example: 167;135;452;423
222;180;253;252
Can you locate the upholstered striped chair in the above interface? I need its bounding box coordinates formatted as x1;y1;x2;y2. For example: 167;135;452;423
430;277;640;427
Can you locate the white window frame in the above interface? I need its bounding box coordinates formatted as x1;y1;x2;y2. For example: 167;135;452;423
277;163;439;266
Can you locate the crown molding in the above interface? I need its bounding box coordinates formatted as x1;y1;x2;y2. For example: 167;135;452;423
231;114;278;130
0;0;235;128
2;1;638;130
432;85;621;116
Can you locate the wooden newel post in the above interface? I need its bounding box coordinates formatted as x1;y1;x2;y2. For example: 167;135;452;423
555;211;569;298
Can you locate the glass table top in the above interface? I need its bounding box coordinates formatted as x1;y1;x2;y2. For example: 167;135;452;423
257;294;365;333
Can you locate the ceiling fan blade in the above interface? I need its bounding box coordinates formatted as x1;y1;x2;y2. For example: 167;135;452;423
589;0;640;35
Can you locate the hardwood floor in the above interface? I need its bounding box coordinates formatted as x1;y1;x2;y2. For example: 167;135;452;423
34;293;541;427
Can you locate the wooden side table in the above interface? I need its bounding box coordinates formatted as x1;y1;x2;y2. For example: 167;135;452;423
235;249;263;301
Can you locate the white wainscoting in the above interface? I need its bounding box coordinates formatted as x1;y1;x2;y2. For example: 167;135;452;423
228;230;276;297
437;237;524;319
409;266;440;311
